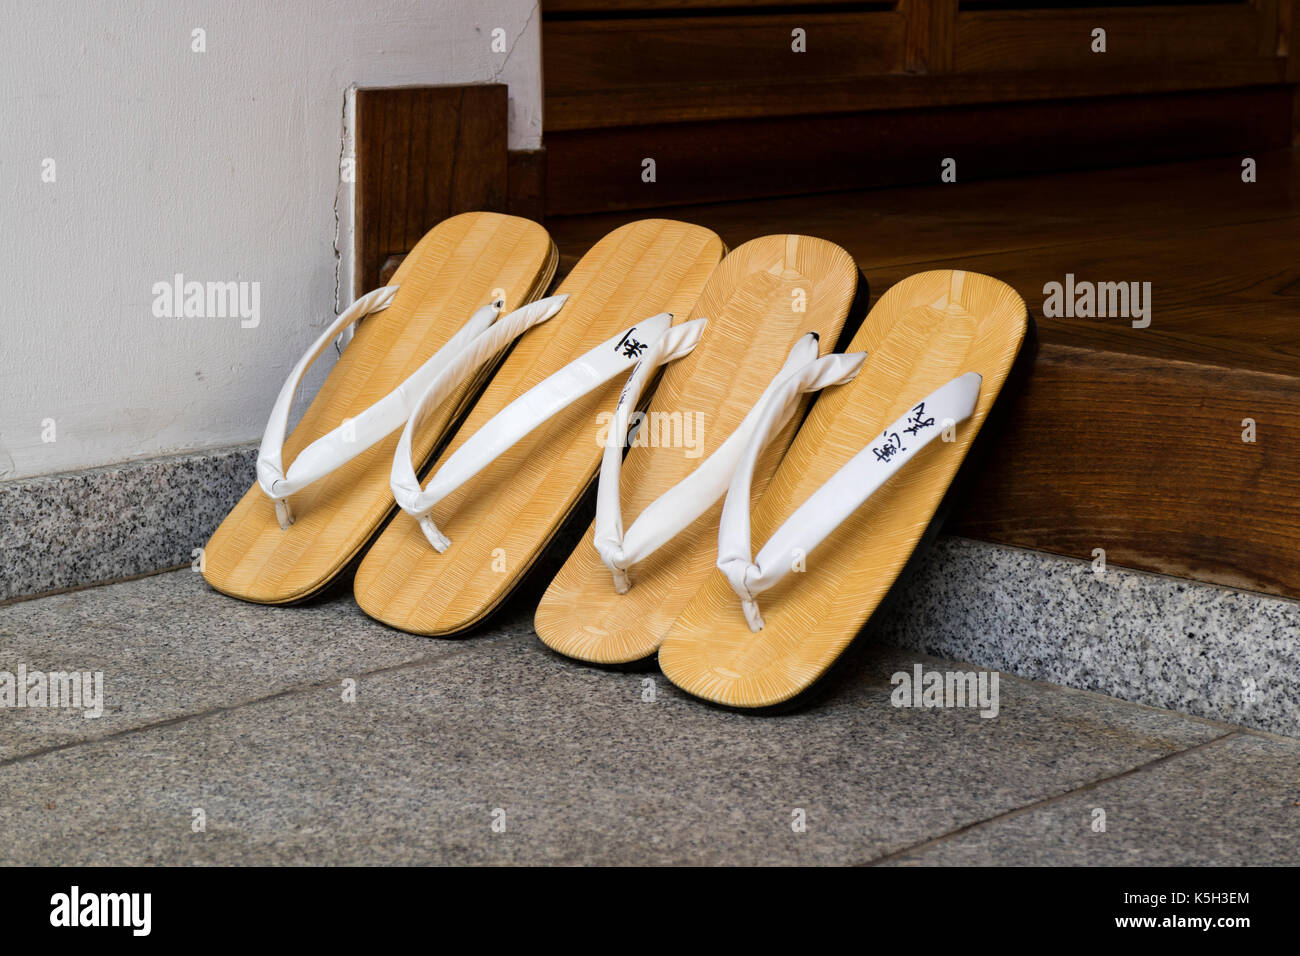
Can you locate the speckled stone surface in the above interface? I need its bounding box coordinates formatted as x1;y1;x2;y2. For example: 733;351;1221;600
883;732;1300;866
7;441;1296;744
0;570;1247;865
0;570;448;760
874;537;1300;737
0;444;256;602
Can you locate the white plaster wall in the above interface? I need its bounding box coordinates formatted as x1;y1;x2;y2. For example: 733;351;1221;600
0;0;542;480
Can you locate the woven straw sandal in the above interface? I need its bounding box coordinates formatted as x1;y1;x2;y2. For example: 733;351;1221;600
659;270;1032;710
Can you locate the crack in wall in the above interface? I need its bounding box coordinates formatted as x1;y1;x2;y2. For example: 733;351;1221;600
332;87;350;318
490;1;537;82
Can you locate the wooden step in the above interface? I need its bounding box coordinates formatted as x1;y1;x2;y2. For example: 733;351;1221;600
545;149;1300;599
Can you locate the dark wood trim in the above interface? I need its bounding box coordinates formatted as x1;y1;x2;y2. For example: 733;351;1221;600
901;0;956;74
1293;84;1300;144
1286;0;1300;81
544;0;881;10
953;343;1300;600
955;5;1266;73
544;9;904;102
1251;0;1281;57
544;1;1291;131
544;61;1287;131
507;148;548;222
543;0;1295;205
355;84;508;293
372;149;549;285
545;86;1294;215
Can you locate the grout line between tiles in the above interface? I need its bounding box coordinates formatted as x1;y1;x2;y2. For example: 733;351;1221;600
0;633;519;770
0;564;190;608
860;729;1244;866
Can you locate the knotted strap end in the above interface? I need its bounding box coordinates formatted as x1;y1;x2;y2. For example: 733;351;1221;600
611;567;631;594
273;497;294;531
419;515;451;553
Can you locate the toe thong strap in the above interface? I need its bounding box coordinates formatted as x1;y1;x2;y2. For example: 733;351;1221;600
391;309;675;552
716;371;982;631
593;331;865;594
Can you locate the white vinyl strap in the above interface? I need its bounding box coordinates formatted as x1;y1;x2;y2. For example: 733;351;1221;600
257;285;403;528
255;287;558;530
392;311;675;553
717;371;982;631
594;332;865;593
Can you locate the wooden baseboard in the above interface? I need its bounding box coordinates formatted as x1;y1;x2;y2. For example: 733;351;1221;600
954;344;1300;599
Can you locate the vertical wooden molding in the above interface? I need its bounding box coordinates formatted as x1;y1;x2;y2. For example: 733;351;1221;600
1284;0;1300;142
1249;0;1280;56
506;148;548;222
1282;0;1300;79
1292;86;1300;146
900;0;957;74
355;84;508;293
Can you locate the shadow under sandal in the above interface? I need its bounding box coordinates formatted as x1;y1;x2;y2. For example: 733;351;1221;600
535;235;862;666
203;212;558;604
658;269;1031;710
352;219;725;636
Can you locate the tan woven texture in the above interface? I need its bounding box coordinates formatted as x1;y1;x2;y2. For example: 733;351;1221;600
203;212;556;604
353;219;725;635
659;270;1029;708
536;234;860;664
